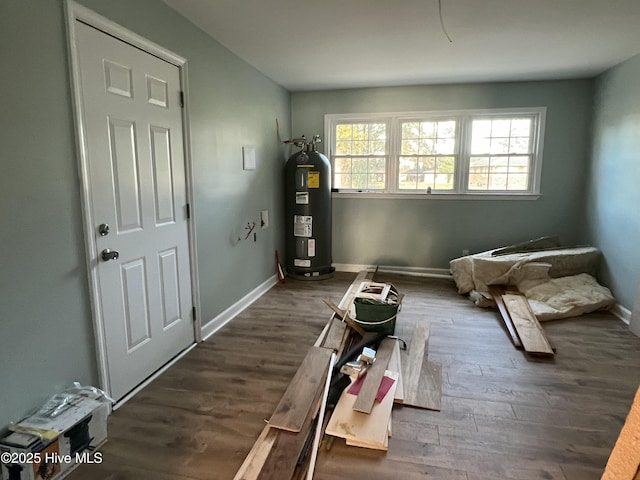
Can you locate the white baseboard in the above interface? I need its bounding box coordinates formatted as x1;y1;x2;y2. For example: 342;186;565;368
333;263;453;280
201;274;278;341
611;302;632;325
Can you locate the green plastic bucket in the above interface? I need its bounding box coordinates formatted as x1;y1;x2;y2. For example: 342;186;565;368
353;298;400;336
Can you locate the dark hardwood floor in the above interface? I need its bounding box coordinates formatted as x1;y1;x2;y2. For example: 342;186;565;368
68;272;640;479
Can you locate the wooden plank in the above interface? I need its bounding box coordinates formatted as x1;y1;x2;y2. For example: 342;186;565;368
502;293;554;356
353;337;396;413
304;352;336;480
268;346;333;432
321;317;348;351
322;297;346;318
233;426;279;480
488;285;523;349
602;386;640;480
407;361;442;411
388;338;405;403
490;235;560;256
258;369;328;480
402;322;431;405
326;370;399;450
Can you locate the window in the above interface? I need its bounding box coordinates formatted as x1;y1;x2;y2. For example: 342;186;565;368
325;108;545;198
333;121;388;190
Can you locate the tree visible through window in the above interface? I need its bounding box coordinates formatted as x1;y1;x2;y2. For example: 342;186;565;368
399;120;457;191
326;108;545;196
333;122;387;190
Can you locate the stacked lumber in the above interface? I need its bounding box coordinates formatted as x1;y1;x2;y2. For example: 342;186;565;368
234;271;374;480
234;270;443;479
489;286;554;357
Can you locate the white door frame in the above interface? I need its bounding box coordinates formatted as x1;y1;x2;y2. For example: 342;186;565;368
64;0;202;398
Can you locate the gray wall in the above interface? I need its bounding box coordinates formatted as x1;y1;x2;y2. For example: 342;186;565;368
0;0;290;428
292;81;593;269
585;54;640;310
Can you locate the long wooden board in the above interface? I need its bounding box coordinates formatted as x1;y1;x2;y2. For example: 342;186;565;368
412;361;442;411
352;337;396;413
402;322;430;404
326;370;398;450
488;285;523;349
233;426;279;480
258;369;327;480
502;293;553;356
268;346;333;432
388;338;405;403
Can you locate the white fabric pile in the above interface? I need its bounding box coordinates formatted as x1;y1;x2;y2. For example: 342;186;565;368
450;246;615;321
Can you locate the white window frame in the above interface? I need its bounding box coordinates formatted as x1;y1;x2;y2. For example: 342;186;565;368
325;107;546;200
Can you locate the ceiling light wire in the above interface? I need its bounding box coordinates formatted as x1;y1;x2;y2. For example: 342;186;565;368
438;0;453;43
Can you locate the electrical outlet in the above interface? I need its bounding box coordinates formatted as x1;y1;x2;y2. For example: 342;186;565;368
260;210;269;228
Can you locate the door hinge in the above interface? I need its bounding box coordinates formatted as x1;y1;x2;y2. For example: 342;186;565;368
186;203;191;219
180;91;185;108
192;306;196;321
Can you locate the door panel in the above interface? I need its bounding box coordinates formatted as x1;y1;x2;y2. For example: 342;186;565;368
75;21;194;400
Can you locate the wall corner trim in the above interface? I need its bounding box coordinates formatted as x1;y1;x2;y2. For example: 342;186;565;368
201;275;278;341
611;302;631;325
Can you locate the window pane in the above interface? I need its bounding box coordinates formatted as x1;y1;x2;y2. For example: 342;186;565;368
335;157;351;173
370;140;385;154
368;173;386;189
336;124;353;140
420;122;437;137
403;122;420;138
420;139;436;155
334;173;351;188
511;118;531;137
436;138;455;154
402;139;419;155
490;137;509;154
510;136;530;153
368;157;386;173
489;173;508;190
336;141;351;155
437;121;456;138
492;119;511;136
469;116;536;191
507;173;528;190
352;157;367;172
352;174;368;189
398;155;455;191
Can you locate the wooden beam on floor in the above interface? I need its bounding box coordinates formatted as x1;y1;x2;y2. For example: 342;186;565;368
352;337;396;414
401;321;441;411
388;338;405;403
502;293;554;356
488;285;523;349
269;346;334;433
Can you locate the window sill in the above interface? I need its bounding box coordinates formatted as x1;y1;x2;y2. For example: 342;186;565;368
331;191;542;201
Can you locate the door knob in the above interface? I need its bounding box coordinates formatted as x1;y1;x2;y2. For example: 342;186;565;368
101;249;120;261
98;223;110;236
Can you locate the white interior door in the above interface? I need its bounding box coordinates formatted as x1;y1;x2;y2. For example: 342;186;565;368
75;21;194;400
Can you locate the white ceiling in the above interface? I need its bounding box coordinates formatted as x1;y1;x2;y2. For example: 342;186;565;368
164;0;640;92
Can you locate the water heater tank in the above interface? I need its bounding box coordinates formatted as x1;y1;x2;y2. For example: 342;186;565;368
284;137;334;279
